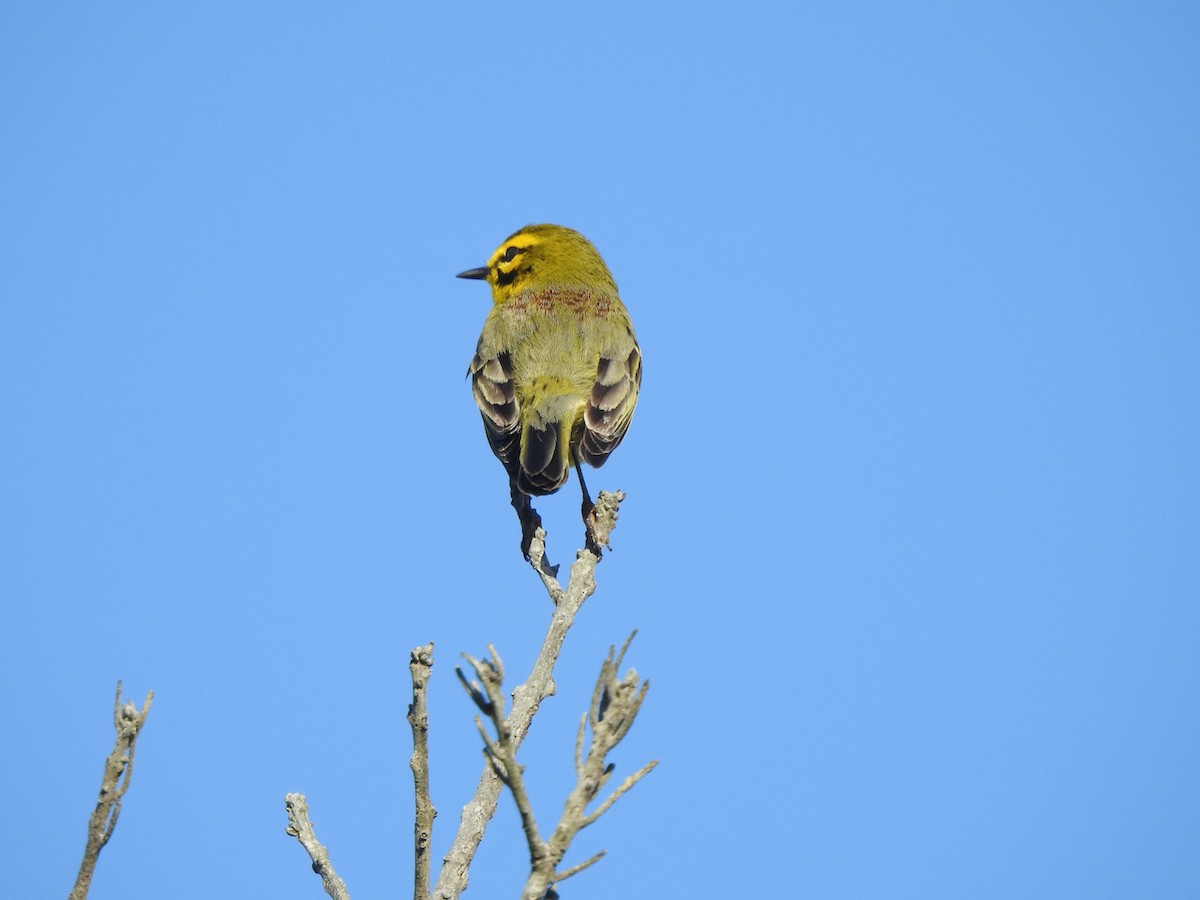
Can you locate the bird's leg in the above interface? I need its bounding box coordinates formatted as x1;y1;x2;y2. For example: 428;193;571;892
575;458;602;557
509;478;542;557
510;478;558;577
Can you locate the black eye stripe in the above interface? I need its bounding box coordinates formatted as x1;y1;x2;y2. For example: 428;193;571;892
501;245;526;263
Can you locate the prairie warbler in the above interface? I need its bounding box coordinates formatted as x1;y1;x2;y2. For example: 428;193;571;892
458;224;641;564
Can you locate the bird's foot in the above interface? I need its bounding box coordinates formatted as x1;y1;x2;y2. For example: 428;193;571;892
583;505;605;558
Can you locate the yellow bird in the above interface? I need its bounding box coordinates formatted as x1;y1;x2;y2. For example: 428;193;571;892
458;224;642;563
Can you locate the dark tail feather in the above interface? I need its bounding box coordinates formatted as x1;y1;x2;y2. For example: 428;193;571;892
517;421;570;496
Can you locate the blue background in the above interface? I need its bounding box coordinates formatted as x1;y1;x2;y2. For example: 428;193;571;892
3;3;1198;897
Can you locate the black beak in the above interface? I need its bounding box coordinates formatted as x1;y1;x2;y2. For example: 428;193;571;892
456;267;489;280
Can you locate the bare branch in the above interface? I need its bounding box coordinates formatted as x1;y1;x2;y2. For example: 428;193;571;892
522;635;657;899
460;647;548;868
408;642;436;900
433;491;625;899
555;848;607;883
527;527;566;605
574;713;587;776
455;667;493;718
69;681;153;900
284;793;351;900
579;760;659;828
454;626;655;899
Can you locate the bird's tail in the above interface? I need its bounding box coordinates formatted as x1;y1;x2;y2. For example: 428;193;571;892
517;416;576;497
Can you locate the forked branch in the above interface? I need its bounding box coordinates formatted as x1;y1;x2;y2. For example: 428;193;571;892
283;490;640;900
433;491;626;899
524;634;657;899
460;633;656;900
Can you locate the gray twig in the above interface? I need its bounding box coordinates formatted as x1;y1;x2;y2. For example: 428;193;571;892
433;491;627;899
69;681;153;900
408;642;437;900
462;646;553;865
284;793;351;900
522;634;657;900
456;626;655;898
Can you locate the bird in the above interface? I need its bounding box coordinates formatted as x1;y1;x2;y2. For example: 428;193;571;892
458;224;641;566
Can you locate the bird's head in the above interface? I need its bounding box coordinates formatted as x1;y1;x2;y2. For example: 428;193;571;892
457;224;617;305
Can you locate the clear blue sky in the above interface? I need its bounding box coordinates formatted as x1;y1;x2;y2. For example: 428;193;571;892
3;4;1198;898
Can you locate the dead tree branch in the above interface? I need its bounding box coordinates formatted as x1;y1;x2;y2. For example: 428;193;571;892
433;490;626;899
69;681;153;900
459;646;546;865
284;793;351;900
408;642;437;900
524;634;656;898
461;632;656;899
282;489;641;898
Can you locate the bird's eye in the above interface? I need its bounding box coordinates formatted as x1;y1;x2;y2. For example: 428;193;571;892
502;245;525;263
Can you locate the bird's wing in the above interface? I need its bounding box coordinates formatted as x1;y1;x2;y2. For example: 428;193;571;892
469;347;520;475
579;339;642;467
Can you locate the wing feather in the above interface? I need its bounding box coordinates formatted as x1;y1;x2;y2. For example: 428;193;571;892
469;347;520;474
579;340;641;466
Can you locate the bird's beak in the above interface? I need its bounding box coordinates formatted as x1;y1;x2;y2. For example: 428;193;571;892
456;267;489;280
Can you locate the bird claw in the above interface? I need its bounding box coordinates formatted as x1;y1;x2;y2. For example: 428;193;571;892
584;514;605;559
522;523;559;578
581;495;605;558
